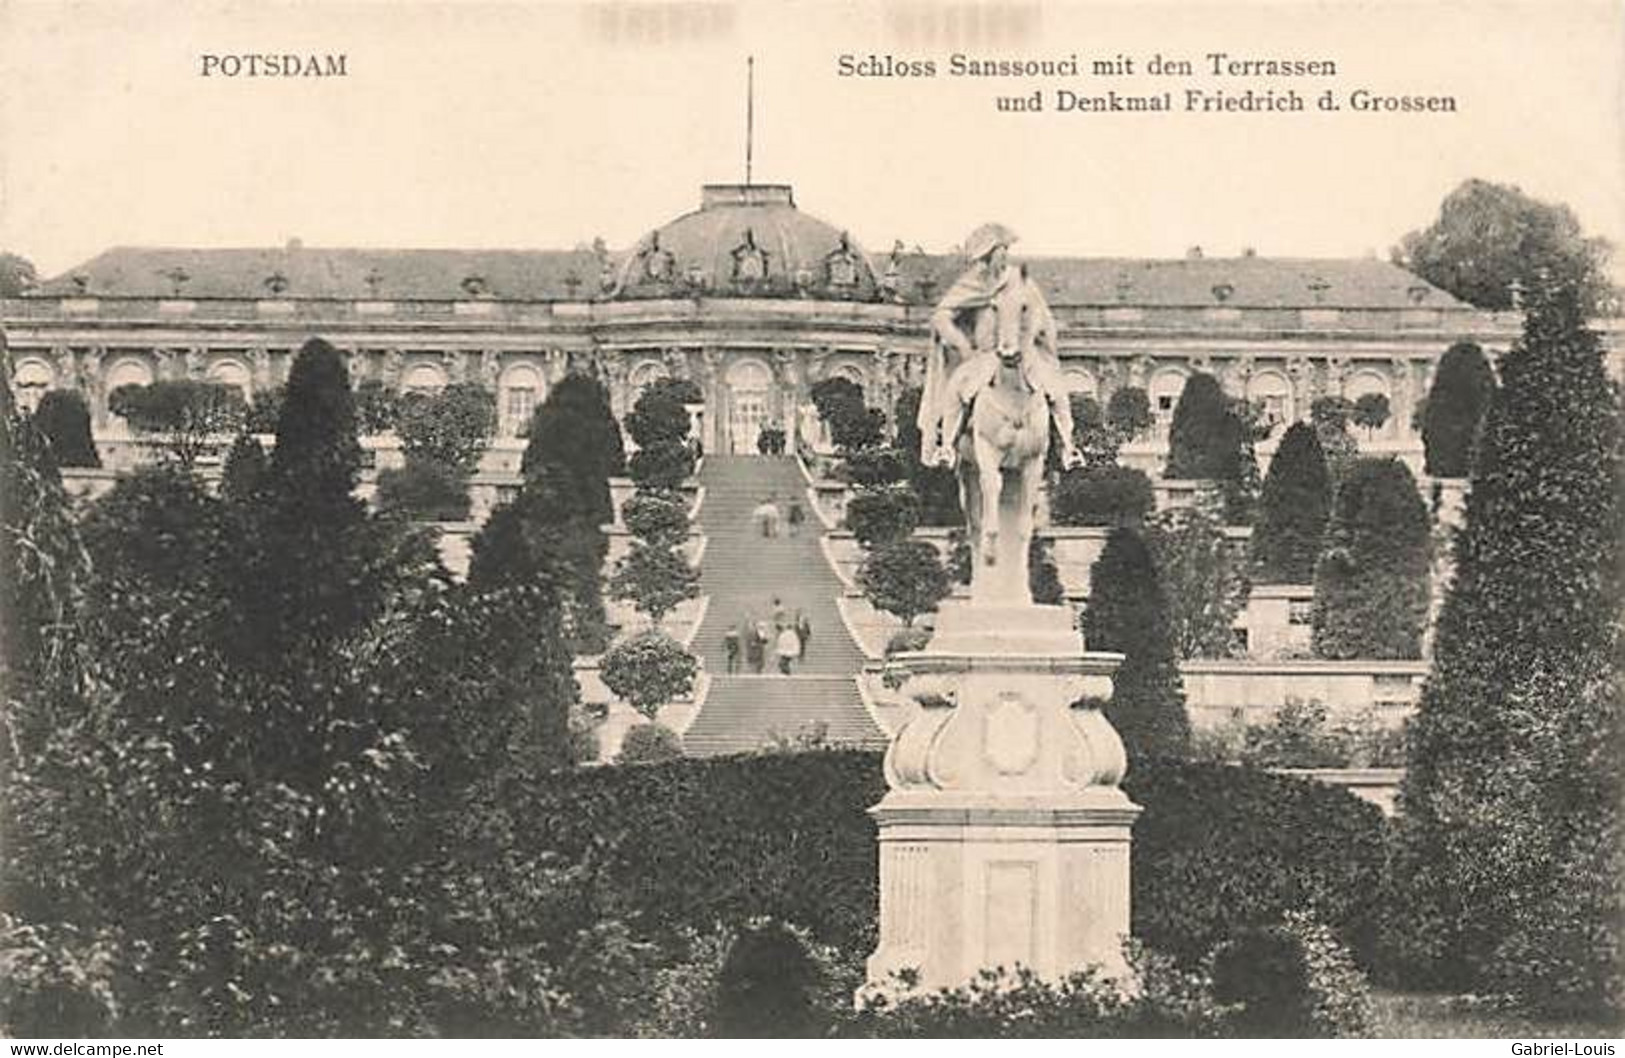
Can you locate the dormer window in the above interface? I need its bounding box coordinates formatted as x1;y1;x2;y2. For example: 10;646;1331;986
1406;284;1431;305
1211;282;1234;303
160;267;190;295
826;232;860;288
1307;276;1331;303
731;228;768;283
264;271;289;295
461;275;490;297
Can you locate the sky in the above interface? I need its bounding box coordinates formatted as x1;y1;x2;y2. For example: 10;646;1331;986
1;0;1621;280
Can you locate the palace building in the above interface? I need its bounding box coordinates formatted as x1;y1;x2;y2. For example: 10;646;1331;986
4;181;1523;484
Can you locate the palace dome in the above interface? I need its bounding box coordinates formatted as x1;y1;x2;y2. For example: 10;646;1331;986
608;184;883;301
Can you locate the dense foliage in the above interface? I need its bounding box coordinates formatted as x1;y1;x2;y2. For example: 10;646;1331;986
810;376;885;451
1145;505;1250;659
1420;341;1496;477
1106;386;1152;441
1211;912;1374;1037
1;335;583;1036
1310;396;1359;481
30;390;99;468
1393;274;1623;1013
375;459;473;521
1083;528;1191;761
1311;458;1431;660
1049;465;1154;527
620;490;689;547
395;382;496;477
109;380;246;468
1251;422;1332;583
1394;178;1615;316
891;386;962;527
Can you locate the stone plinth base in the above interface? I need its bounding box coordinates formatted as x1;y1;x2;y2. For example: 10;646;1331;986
867;788;1140;991
868;600;1141;993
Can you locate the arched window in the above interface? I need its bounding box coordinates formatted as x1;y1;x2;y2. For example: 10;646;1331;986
1346;369;1394;439
725;358;773;454
1246;370;1293;428
402;362;447;396
828;362;866;387
207;359;252;404
13;358;54;415
500;363;545;437
628;359;669;395
1062;368;1098;401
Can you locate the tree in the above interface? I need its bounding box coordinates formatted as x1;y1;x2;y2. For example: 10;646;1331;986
1028;537;1066;606
600;629;698;719
0;252;38;297
1394;178;1614;316
858;539;950;626
1145;506;1251;660
375;460;471;521
893;386;962;527
1082;528;1191;761
30;390;99;467
1351;393;1390;438
1165;373;1231;479
522;373;623;526
108;380;246;469
396;382;494;476
844;484;921;550
220;433;268;502
1421;341;1496;477
354;380;401;435
1391;273;1623;1006
1164;373;1258;521
1252;423;1332;583
620;490;690;547
1309;396;1359;481
811;376;884;450
608;539;700;623
518;375;624;651
1311;458;1430;660
1106;387;1152;441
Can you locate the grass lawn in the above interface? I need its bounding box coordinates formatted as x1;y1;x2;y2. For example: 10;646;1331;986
1370;991;1623;1038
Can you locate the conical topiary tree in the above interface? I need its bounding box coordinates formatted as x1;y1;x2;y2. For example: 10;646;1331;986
1083;527;1191;761
1421;341;1496;478
1390;275;1623;1008
1310;458;1431;660
30;389;99;468
1252;422;1332;583
1165;373;1233;479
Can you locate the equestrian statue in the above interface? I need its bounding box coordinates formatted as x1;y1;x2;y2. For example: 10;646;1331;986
917;223;1082;606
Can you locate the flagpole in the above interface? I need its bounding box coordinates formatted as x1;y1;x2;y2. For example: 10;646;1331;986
745;55;754;187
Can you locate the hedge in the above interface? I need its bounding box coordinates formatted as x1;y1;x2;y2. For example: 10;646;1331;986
486;751;1388;969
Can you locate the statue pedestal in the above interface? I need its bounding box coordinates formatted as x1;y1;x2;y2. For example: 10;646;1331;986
867;601;1140;992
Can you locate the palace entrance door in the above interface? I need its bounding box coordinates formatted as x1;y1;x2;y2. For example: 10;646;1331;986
724;359;772;454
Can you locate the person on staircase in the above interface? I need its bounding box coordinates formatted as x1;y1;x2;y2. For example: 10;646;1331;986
752;618;774;673
723;624;741;675
787;498;805;537
775;624;802;675
796;611;812;656
746;618;768;674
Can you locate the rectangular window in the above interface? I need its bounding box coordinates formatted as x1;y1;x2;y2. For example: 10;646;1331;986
506;387;535;435
1288;600;1314;625
1230;628;1250;655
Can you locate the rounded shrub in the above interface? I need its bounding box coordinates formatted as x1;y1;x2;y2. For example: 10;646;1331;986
30;390;99;468
1050;465;1154;527
839;446;908;487
844;484;921;549
616;723;685;766
711;920;827;1038
621;489;690;545
628;440;694;491
1211;913;1374;1038
858;538;949;627
599;629;698;718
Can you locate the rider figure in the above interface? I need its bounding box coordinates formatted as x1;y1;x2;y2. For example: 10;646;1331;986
918;223;1084;470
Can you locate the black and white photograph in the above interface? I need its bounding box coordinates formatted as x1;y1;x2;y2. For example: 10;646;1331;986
0;0;1621;1041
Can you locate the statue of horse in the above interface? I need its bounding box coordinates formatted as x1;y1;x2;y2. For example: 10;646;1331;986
936;273;1056;605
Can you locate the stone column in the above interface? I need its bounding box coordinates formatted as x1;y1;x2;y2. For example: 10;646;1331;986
870;604;1138;992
